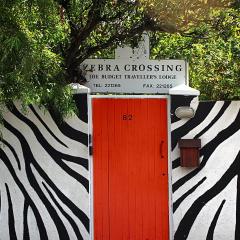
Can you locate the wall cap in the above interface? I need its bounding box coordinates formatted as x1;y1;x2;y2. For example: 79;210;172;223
169;84;200;96
69;83;91;94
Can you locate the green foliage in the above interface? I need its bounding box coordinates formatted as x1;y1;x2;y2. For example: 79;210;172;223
151;8;240;100
0;0;72;116
141;0;232;31
0;0;237;118
0;0;150;116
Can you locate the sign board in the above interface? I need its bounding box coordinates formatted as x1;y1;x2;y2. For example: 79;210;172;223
80;34;187;94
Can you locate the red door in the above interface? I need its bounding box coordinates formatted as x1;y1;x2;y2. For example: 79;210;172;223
92;98;169;240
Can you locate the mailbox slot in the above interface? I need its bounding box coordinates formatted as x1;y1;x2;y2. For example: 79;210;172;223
178;139;201;167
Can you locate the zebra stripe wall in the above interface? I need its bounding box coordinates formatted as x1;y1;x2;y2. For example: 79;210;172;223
171;97;240;240
1;93;239;240
0;94;89;240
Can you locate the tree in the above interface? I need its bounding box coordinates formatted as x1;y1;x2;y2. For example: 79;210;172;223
0;0;233;115
150;7;240;100
142;0;232;30
0;1;69;114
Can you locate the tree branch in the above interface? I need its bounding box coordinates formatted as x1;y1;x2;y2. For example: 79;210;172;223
65;0;108;68
77;21;164;63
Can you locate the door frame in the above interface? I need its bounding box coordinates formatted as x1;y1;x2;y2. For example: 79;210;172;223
88;95;173;240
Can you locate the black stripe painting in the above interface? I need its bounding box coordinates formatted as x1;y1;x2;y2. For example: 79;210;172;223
1;92;239;240
171;97;240;240
0;93;89;240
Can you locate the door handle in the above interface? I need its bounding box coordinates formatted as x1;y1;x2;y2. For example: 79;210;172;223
160;141;164;158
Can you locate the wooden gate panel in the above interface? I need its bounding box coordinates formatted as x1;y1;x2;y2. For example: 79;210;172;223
92;98;169;240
